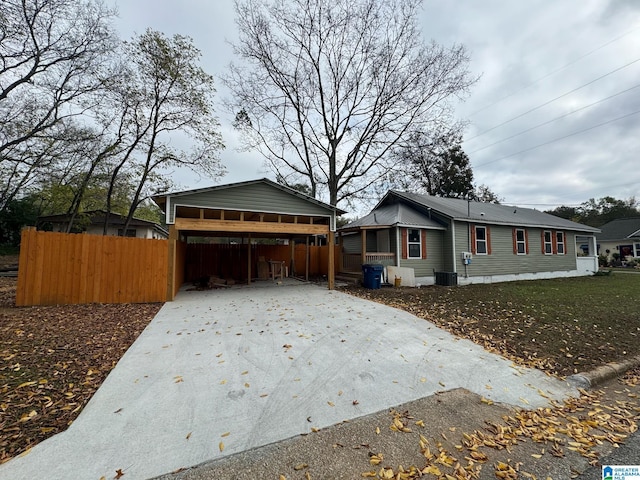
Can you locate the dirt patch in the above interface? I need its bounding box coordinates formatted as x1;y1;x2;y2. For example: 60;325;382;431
0;277;162;463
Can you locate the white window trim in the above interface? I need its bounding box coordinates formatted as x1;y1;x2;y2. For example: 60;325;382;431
543;230;553;255
556;231;565;255
634;243;640;257
515;228;526;255
475;225;488;255
407;229;421;259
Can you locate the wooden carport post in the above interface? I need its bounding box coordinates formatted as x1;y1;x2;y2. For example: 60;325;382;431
247;233;251;285
328;231;335;289
305;236;310;281
166;225;177;301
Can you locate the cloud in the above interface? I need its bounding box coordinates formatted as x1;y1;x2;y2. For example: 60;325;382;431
109;0;640;209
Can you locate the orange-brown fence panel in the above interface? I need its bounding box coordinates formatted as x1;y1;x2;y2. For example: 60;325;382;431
16;228;168;306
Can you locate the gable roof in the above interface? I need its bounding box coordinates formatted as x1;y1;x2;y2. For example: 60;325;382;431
597;217;640;241
153;178;346;215
382;191;600;233
342;202;446;230
37;210;167;232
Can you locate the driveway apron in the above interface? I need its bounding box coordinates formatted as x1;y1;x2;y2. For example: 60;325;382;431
0;284;577;480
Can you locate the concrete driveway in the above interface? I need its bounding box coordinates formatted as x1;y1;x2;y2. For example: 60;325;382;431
0;282;577;480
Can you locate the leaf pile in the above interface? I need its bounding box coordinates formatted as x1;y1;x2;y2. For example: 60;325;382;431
360;386;640;479
342;274;640;376
0;278;161;463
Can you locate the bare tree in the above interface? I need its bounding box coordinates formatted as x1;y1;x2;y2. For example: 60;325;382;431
0;0;117;210
225;0;475;207
110;29;225;234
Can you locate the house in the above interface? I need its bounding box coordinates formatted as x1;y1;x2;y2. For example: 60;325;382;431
37;210;169;239
152;178;345;299
596;217;640;261
339;191;600;286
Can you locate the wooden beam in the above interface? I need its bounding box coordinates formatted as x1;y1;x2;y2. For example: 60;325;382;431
199;209;204;219
328;231;335;290
174;218;329;235
240;212;244;221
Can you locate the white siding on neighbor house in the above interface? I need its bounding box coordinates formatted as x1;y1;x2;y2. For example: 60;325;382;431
168;182;333;223
85;226;159;239
454;222;577;277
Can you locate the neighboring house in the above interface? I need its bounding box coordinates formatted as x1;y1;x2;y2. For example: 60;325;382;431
595;217;640;261
37;210;169;239
339;191;600;285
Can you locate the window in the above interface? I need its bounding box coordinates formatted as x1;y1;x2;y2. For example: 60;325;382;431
118;228;136;237
635;243;640;257
543;230;553;255
514;228;527;254
556;232;565;255
407;229;421;258
475;226;487;255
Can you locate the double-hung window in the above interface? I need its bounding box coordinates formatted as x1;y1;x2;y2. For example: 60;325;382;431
407;229;421;258
543;231;553;254
475;226;488;255
556;232;565;255
515;228;526;254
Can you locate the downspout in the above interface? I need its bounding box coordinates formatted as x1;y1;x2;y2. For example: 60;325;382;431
451;220;457;274
396;226;401;267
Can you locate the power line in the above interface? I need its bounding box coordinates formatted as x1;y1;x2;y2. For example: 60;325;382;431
468;25;640;117
507;180;640;206
474;108;640;167
468;83;640;154
466;56;640;142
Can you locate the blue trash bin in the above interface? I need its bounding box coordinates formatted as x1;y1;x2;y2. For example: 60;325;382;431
362;264;383;289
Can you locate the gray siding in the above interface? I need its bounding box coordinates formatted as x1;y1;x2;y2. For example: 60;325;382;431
456;223;577;277
169;182;333;222
342;233;361;254
399;229;445;276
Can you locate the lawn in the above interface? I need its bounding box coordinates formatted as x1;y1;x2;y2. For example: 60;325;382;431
0;277;161;463
342;272;640;377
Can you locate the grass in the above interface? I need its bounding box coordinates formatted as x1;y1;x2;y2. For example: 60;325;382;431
342;272;640;377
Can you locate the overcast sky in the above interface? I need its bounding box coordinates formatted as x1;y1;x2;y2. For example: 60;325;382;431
110;0;640;214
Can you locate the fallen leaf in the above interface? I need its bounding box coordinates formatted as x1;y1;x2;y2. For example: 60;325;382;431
219;441;224;452
221;432;230;437
186;432;192;440
115;469;125;479
294;463;308;470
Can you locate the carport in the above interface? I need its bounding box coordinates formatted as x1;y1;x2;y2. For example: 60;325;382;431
153;178;346;300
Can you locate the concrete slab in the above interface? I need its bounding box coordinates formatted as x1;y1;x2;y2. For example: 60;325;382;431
0;284;577;480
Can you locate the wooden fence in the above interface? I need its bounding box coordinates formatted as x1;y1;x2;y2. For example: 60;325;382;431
17;228;168;306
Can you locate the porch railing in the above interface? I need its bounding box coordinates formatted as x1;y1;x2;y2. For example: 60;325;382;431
341;252;396;273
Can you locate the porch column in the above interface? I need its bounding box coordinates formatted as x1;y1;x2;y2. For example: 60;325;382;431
328;231;335;290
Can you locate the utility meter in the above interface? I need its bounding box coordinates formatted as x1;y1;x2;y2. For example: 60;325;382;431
461;252;472;265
